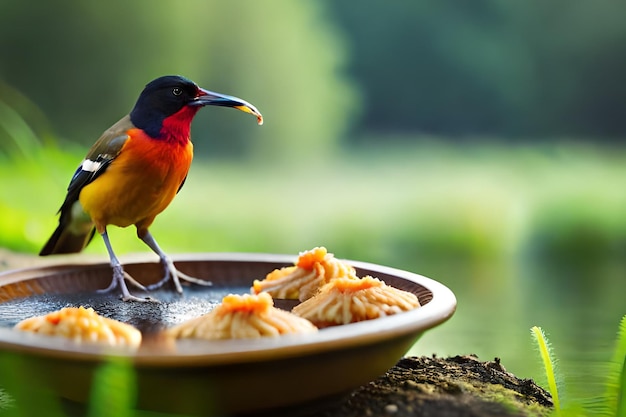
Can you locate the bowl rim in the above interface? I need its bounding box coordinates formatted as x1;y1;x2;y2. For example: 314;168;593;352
0;252;457;367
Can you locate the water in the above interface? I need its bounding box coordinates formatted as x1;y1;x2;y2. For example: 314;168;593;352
405;257;626;404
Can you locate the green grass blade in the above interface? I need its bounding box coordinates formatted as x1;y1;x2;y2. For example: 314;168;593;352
531;326;561;414
605;315;626;417
0;388;15;416
87;357;137;417
617;357;626;417
0;353;65;417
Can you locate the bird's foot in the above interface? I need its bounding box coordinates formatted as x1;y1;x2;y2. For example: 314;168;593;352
98;264;159;303
146;256;212;293
121;292;160;303
97;271;148;293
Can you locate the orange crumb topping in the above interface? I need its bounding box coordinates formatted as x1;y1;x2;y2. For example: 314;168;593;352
45;306;97;325
262;266;298;283
15;306;142;348
332;276;383;292
220;293;274;314
296;247;328;270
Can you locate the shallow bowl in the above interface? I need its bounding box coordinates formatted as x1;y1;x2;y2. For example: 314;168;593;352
0;253;456;415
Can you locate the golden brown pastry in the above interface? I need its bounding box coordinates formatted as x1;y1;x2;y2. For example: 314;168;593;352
14;306;141;348
292;276;420;327
252;247;358;301
168;292;317;340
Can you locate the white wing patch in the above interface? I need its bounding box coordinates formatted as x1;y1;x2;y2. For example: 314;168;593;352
81;158;103;173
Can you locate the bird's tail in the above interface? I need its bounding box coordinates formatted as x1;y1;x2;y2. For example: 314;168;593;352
39;223;96;255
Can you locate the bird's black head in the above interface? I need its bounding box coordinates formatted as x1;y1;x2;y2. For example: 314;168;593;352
130;75;263;140
130;75;201;139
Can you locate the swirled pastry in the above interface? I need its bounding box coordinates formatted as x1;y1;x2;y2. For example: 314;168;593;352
14;306;141;348
168;292;317;340
292;276;420;327
252;247;358;301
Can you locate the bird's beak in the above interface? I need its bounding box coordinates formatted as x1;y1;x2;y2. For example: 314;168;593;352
191;88;263;125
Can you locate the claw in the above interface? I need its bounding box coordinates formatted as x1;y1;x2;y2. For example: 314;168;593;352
120;293;160;303
98;263;157;302
146;256;212;292
97;276;119;294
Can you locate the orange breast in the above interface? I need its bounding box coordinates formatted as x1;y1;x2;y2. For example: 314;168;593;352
79;129;193;231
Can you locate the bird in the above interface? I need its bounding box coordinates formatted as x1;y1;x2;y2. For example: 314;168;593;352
39;75;263;302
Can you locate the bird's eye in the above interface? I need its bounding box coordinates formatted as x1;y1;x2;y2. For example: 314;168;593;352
172;87;183;96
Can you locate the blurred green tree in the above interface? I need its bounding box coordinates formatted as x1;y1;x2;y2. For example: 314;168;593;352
0;0;358;159
329;0;626;141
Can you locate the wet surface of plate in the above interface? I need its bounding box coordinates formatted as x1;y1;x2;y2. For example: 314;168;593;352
0;285;247;334
0;253;456;415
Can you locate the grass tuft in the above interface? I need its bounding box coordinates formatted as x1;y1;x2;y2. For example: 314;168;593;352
531;326;562;414
531;317;626;417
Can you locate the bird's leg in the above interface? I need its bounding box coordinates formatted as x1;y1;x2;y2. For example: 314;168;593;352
99;229;157;302
139;230;212;292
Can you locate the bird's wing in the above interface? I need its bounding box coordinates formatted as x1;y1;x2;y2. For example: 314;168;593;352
177;176;187;194
58;116;133;215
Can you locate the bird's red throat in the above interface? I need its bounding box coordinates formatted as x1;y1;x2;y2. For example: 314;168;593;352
159;105;201;144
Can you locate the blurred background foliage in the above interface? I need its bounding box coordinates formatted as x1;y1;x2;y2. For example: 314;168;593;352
0;0;625;411
0;0;356;159
2;0;626;155
332;0;626;140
